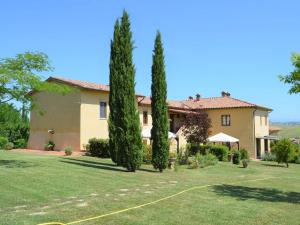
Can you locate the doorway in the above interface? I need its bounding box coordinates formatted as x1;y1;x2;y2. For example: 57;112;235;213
256;138;261;159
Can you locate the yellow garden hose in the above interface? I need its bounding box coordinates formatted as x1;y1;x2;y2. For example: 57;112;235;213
38;177;275;225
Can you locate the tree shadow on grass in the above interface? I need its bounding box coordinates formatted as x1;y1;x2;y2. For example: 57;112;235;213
0;160;38;168
212;184;300;204
60;160;128;172
62;158;118;167
262;163;287;168
60;158;157;173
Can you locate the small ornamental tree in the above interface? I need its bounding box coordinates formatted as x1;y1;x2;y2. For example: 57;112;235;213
182;110;212;147
279;53;300;94
108;20;120;164
151;32;169;172
117;11;143;171
272;139;296;168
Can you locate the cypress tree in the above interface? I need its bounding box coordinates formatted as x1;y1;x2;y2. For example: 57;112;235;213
108;20;120;164
118;11;143;171
151;32;169;172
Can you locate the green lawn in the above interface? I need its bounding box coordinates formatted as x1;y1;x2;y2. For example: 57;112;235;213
0;151;300;225
271;123;300;139
278;124;300;139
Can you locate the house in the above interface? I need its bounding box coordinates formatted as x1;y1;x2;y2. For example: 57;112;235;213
28;76;273;159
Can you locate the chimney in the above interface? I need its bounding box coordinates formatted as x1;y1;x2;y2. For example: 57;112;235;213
221;91;231;97
195;93;201;101
188;96;193;101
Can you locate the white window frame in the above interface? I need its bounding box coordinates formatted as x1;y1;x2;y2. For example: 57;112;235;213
99;101;107;119
221;115;231;126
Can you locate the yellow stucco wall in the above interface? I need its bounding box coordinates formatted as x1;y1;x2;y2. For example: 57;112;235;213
28;87;269;159
205;108;256;158
139;105;152;130
80;90;110;149
28;90;81;150
254;109;270;158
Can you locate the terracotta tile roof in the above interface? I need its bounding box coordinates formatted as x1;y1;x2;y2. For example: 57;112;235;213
47;76;144;96
269;126;282;132
47;76;110;92
48;77;271;111
138;96;271;111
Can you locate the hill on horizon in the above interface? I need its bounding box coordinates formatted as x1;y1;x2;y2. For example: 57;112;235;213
271;122;300;139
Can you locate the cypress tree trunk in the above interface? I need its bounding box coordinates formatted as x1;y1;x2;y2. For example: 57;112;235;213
118;11;143;171
151;32;169;172
108;20;120;164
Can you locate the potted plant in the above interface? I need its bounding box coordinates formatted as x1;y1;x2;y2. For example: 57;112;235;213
64;146;73;156
242;159;250;168
44;141;55;151
168;152;177;169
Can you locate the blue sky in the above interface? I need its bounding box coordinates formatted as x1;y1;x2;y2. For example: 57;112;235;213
1;0;300;122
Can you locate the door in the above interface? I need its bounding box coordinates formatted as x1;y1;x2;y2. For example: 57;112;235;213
264;139;268;152
256;138;261;159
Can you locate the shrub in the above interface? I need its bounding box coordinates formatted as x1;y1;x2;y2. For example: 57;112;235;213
88;138;110;158
83;143;90;151
232;150;241;165
142;144;152;164
272;139;296;167
169;151;177;159
5;142;14;150
14;138;27;149
242;159;250;168
262;152;276;161
294;151;300;164
188;153;200;169
44;141;55;151
208;145;229;161
198;153;218;168
0;136;8;149
64;146;73;156
189;153;218;169
288;144;300;164
177;146;189;165
240;148;249;160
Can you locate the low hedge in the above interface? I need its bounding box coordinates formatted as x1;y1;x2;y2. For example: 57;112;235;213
142;144;152;164
0;136;8;149
186;143;229;162
88;138;110;158
232;150;241;164
240;148;249;160
208;145;229;161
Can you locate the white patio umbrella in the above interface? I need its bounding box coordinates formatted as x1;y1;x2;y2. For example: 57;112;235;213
208;132;239;143
141;127;177;139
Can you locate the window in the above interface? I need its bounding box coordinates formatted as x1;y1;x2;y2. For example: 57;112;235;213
260;116;262;126
100;102;107;119
143;111;148;125
265;116;268;126
221;115;231;126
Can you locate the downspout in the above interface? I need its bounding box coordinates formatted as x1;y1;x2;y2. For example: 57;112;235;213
253;108;257;159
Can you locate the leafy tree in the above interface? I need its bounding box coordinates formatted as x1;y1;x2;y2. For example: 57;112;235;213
272;139;296;168
0;52;70;109
279;53;300;94
116;11;143;171
108;20;121;164
0;103;29;147
151;32;169;172
182;110;212;145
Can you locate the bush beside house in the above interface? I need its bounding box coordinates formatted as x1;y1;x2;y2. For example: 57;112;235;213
87;138;110;158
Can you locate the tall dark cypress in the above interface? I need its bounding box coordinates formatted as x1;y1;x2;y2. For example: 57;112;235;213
118;11;143;171
151;32;169;172
108;20;120;163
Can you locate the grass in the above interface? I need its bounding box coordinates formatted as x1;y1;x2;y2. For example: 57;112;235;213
0;150;300;225
272;123;300;139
